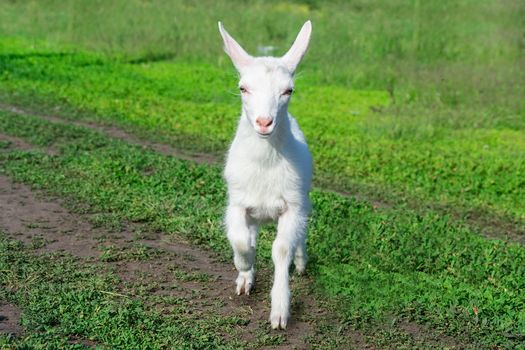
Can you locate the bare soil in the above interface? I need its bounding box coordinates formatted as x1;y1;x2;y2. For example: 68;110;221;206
0;175;100;257
395;319;464;349
0;303;23;337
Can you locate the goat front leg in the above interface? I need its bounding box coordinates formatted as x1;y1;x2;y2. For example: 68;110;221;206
270;207;308;329
226;205;257;295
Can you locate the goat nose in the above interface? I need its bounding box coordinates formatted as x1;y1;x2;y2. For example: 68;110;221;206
256;117;273;127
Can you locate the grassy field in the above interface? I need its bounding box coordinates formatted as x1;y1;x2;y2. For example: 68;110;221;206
0;0;524;349
2;110;525;348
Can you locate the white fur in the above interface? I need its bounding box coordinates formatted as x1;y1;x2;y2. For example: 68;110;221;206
219;21;313;330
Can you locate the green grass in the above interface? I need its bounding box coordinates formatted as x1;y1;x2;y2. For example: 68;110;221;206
1;1;522;108
0;1;524;347
1;37;524;227
1;110;524;348
1;0;524;227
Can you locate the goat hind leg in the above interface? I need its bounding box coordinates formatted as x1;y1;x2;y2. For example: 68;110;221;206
293;236;308;275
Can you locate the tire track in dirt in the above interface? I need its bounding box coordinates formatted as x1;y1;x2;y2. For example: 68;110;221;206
124;236;343;349
0;133;33;152
0;125;60;156
0;104;218;165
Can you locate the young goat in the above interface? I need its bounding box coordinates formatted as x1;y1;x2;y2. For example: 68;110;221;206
218;21;313;330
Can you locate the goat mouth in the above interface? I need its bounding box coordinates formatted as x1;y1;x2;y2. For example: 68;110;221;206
256;130;273;138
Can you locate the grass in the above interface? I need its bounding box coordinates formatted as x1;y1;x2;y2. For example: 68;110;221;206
0;1;523;348
0;1;522;104
1;37;524;228
1;110;524;348
0;1;524;227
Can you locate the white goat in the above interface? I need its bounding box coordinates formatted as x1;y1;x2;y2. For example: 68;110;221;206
218;21;313;330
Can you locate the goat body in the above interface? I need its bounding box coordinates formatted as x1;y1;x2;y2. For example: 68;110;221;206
226;111;312;221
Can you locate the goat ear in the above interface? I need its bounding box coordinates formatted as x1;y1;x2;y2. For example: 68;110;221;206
281;20;312;73
218;22;253;71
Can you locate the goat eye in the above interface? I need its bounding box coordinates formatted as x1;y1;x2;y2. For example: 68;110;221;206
239;86;248;94
282;88;294;96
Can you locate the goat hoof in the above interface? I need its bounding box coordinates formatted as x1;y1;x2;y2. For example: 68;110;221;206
270;302;289;330
235;270;254;295
270;313;288;330
295;265;306;275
